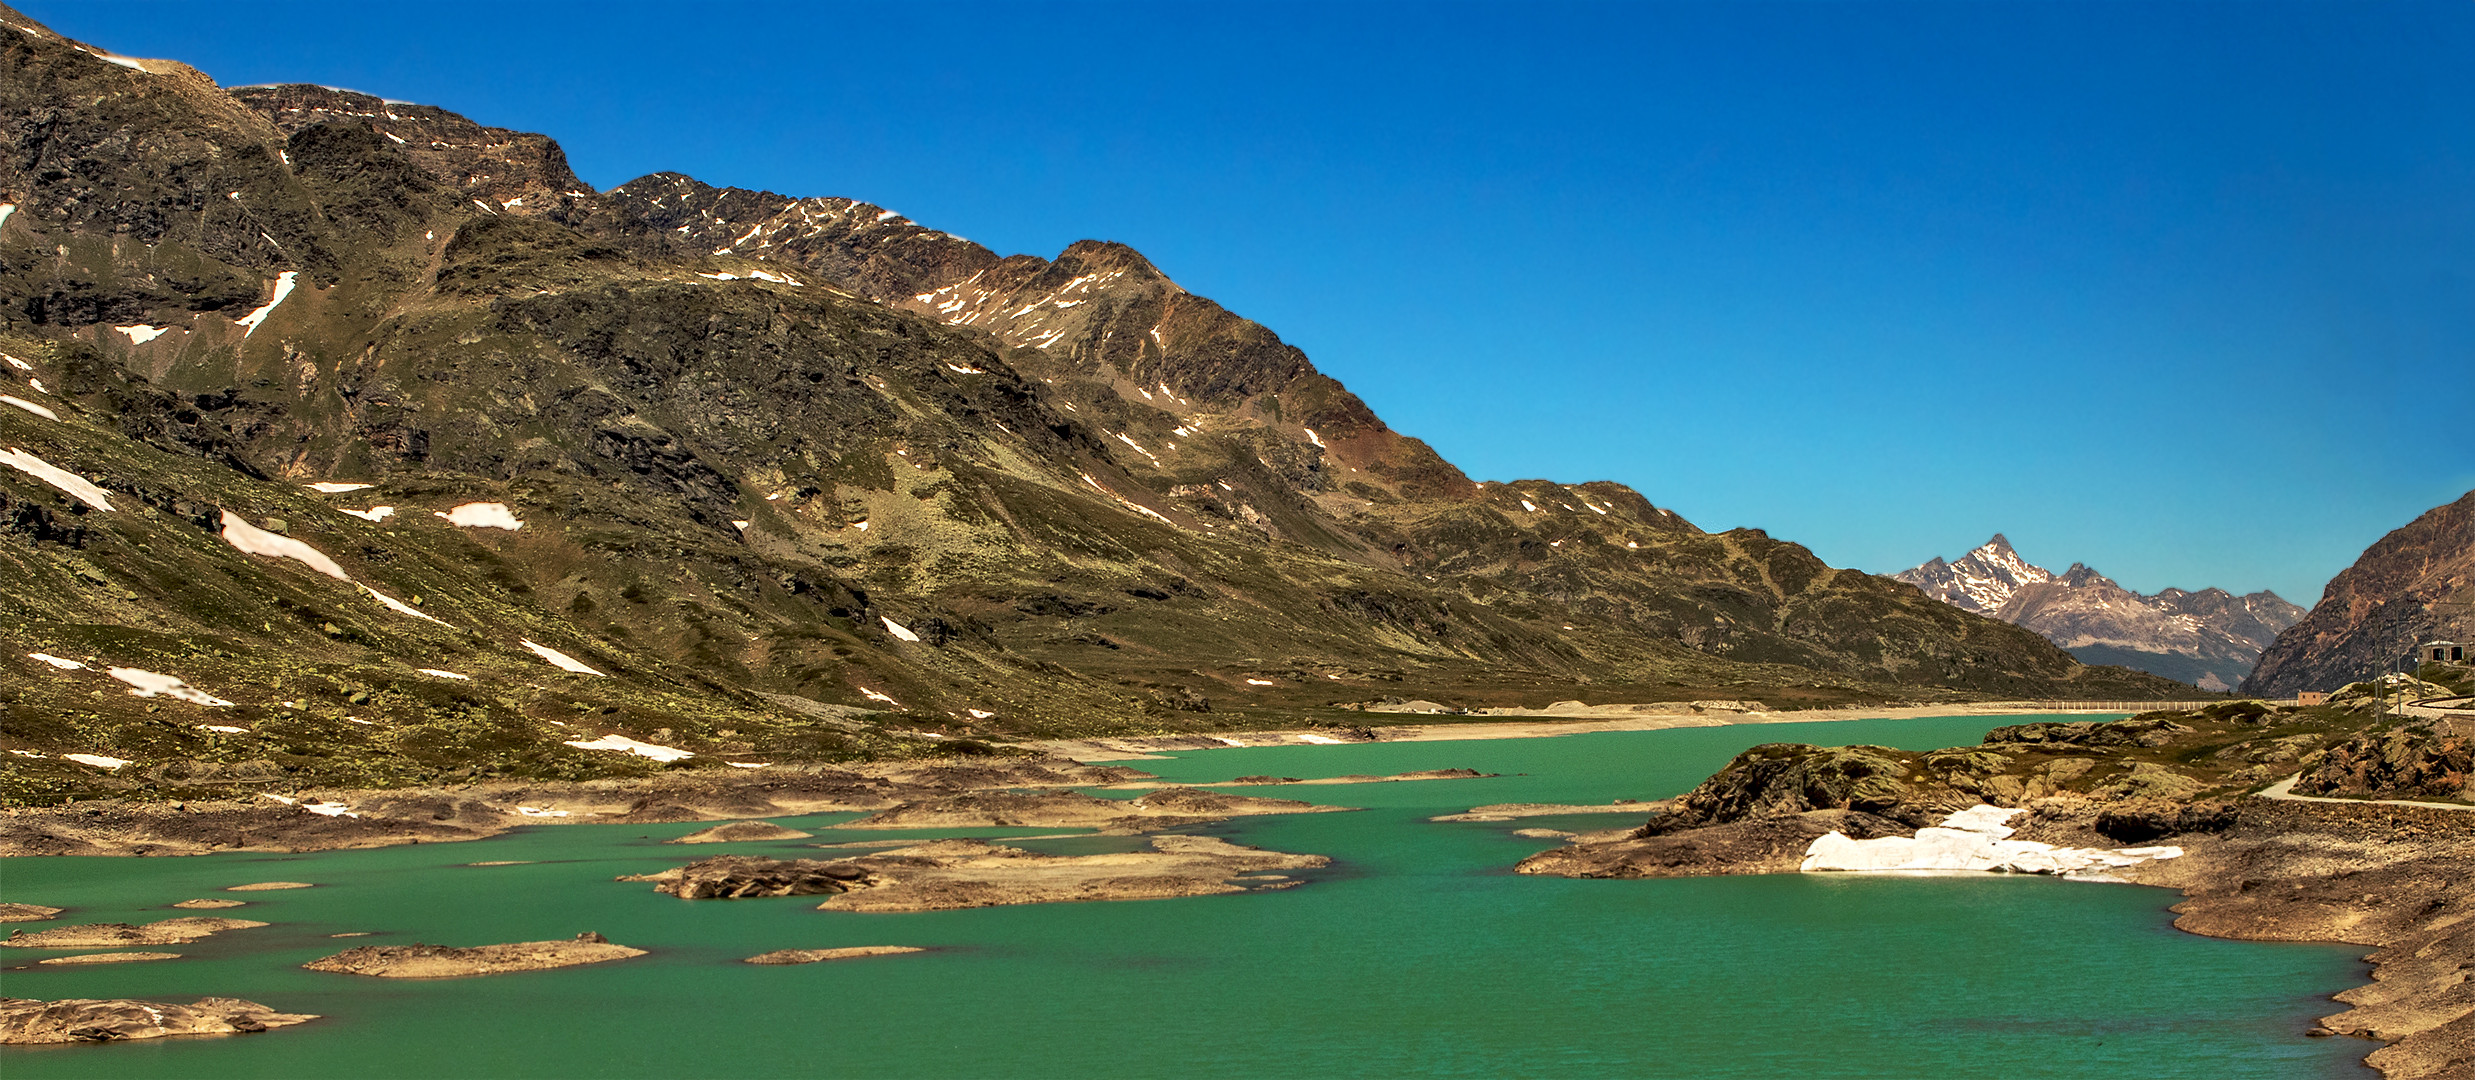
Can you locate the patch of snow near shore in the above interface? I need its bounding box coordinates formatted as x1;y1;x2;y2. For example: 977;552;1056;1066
726;761;770;769
418;669;470;680
1800;805;2182;877
197;724;246;734
437;502;522;529
307;482;373;493
1297;734;1345;745
3;447;114;510
339;505;394;522
234;271;299;337
220;511;348;579
522;640;603;675
3;395;58;420
109;667;233;706
1245;679;1276;686
115;324;169;344
881;616;921;642
562;734;693;762
362;585;450;626
515;806;570;818
30;653;88;670
64;753;131;769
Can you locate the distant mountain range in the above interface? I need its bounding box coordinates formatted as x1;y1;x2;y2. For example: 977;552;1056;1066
1896;536;2304;691
2244;489;2475;697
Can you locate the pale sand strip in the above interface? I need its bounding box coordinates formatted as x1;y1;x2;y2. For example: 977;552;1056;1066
1028;703;2139;761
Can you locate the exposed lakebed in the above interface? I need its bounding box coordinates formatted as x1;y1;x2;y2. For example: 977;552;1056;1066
0;716;2371;1078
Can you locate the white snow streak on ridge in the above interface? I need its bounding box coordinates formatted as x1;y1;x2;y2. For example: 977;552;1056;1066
361;585;450;626
418;669;470;680
522;640;603;675
64;753;131;769
220;511;348;580
2;448;113;510
108;667;234;707
234;271;299;337
113;324;168;344
437;502;522;529
563;734;692;762
339;506;394;522
859;688;900;707
28;653;88;670
881;617;921;642
1800;805;2183;877
306;482;373;493
3;395;58;421
0;203;14;229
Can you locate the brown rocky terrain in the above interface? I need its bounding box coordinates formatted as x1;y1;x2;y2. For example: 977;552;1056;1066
2246;489;2475;697
0;755;1146;856
302;932;643;978
1514;702;2475;1079
0;996;315;1044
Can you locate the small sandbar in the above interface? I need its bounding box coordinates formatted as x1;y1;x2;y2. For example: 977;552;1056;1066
743;946;925;965
36;951;181;965
303;932;643;978
668;820;814;844
0;903;62;922
4;918;266;948
841;788;1346;832
1430;801;1667;822
171;898;247;909
225;881;315;892
1110;768;1494;790
0;997;316;1044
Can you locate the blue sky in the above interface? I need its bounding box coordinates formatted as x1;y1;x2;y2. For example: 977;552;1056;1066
28;1;2473;605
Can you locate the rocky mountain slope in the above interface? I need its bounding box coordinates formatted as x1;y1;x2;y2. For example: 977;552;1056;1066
1897;536;2302;690
0;7;2179;804
2244;489;2475;697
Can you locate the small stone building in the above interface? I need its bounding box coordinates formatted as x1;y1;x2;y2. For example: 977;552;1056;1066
2422;640;2465;664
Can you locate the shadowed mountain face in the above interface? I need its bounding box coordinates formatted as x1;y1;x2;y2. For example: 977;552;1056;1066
1897;537;2303;691
2243;490;2475;697
0;7;2180;802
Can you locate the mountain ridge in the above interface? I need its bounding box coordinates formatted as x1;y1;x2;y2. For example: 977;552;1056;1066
2243;489;2475;696
0;6;2183;804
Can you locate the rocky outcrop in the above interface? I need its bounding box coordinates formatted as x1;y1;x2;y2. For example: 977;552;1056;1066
302;933;643;977
626;835;1328;913
0;997;316;1044
621;856;874;899
2245;489;2475;697
3;917;265;948
2295;718;2475;802
0;904;60;922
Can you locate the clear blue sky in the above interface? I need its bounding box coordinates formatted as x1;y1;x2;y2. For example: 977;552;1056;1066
28;1;2473;606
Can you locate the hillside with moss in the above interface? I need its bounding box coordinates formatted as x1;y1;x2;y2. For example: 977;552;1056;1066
0;6;2183;805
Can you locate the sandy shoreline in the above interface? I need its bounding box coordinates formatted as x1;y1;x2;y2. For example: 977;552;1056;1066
1029;702;2139;760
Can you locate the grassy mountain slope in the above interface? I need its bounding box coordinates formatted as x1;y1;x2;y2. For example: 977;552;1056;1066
0;7;2181;804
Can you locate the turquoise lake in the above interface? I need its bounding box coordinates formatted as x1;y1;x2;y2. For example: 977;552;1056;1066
0;715;2372;1078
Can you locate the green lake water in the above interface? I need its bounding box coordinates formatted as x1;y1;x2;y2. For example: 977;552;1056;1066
0;715;2372;1078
